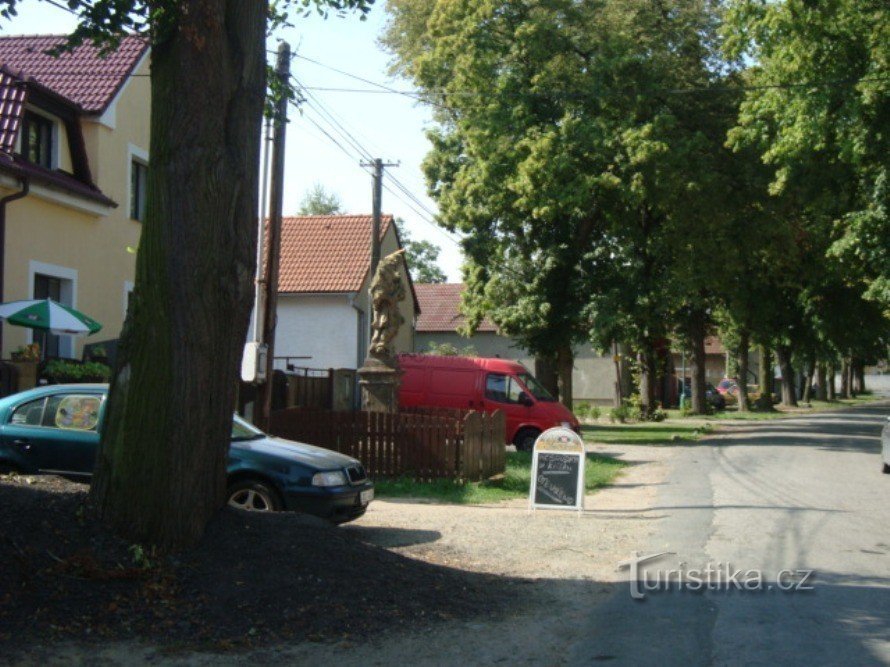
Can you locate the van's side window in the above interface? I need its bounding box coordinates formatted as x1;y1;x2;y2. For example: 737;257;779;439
485;374;523;404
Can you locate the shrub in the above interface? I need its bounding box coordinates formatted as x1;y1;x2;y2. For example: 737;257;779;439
43;359;111;383
610;404;631;424
589;404;602;420
574;402;591;418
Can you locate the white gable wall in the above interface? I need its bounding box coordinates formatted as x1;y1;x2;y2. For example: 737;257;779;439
275;294;361;370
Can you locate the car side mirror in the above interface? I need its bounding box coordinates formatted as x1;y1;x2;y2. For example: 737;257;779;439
518;391;534;407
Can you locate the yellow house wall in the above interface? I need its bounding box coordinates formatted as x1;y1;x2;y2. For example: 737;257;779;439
0;54;150;359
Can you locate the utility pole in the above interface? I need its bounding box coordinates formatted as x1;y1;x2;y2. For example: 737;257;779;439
256;41;290;431
361;158;398;278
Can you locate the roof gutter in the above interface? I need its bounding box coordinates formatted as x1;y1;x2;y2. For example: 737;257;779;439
0;175;30;353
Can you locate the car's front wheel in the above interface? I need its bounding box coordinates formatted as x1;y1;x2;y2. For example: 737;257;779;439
514;428;541;452
227;479;282;512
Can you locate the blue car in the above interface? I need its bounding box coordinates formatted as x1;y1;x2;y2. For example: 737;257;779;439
0;384;374;523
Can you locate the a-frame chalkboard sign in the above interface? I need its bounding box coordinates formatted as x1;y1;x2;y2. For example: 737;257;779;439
529;427;586;512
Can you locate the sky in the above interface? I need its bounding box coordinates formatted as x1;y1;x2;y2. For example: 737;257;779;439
1;0;464;281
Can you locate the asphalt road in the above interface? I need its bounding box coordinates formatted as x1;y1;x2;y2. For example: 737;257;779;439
572;402;890;666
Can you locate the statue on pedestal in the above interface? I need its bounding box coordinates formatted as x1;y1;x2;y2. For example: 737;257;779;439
359;249;406;412
369;250;406;360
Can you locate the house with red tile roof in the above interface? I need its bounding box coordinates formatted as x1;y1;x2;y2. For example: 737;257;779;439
272;214;419;372
415;283;618;404
0;34;149;362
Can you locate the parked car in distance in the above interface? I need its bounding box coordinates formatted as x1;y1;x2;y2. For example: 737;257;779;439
0;384;373;523
716;378;740;396
398;354;580;451
679;378;727;410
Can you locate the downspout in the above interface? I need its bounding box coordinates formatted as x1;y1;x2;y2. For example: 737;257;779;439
0;176;30;355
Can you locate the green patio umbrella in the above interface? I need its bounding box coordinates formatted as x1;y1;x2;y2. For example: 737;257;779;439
0;299;102;335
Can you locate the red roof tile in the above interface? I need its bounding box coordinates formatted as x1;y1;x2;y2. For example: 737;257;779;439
0;67;27;154
278;214;394;293
0;34;148;114
414;283;497;333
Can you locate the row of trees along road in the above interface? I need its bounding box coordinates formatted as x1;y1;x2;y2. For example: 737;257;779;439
382;0;888;415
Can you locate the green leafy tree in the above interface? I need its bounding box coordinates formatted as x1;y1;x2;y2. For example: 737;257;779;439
298;183;344;215
385;0;739;413
394;220;446;283
1;0;372;550
724;0;889;312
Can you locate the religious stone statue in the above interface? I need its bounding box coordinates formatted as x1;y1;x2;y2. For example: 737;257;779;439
368;249;406;360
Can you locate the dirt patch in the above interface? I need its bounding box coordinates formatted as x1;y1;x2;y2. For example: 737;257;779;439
0;474;523;657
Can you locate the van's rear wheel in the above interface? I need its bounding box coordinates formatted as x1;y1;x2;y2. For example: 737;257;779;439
514;428;541;452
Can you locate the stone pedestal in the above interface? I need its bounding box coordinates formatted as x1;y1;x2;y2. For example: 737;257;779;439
358;356;402;413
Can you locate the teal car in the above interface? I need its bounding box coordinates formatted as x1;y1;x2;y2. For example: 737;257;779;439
0;384;374;523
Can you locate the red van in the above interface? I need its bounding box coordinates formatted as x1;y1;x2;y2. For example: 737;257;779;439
397;354;580;451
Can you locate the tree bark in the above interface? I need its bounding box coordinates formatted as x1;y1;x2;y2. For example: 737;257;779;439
611;340;623;408
90;1;266;551
840;357;852;398
556;345;574;411
758;345;772;404
852;359;865;394
638;343;657;418
688;311;708;415
801;354;815;404
828;362;837;400
775;345;797;407
737;330;750;412
534;354;559;399
815;362;827;401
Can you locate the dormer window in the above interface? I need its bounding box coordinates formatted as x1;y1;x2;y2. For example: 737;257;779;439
21;110;54;169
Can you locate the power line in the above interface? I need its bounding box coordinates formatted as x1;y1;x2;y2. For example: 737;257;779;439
289;95;460;246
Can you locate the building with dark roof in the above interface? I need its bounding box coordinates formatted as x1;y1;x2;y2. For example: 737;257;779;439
0;34;149;361
272;214;419;372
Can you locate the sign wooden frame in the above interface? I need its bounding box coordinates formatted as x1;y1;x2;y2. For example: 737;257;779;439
529;427;585;512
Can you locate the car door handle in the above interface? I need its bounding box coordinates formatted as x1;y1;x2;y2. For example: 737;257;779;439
12;439;31;450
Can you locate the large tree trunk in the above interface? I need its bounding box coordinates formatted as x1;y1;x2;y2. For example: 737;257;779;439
828;362;837;400
852;359;865;394
737;330;750;412
688;311;708;415
90;1;266;551
758;345;773;406
534;354;559;399
638;342;657;418
556;345;574;411
801;354;815;404
775;345;797;407
815;362;827;401
840;357;852;398
611;340;624;408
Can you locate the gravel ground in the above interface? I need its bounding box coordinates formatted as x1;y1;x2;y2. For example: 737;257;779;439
35;441;680;666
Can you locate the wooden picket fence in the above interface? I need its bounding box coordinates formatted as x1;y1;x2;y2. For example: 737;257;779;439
269;407;506;481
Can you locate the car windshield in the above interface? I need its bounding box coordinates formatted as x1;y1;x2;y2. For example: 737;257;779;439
517;372;556;402
231;415;265;441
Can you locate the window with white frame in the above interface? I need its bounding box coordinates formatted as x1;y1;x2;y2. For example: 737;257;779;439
29;261;77;360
